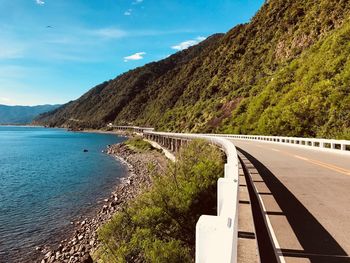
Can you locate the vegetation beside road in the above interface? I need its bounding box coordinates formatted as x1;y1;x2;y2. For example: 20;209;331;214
95;140;224;263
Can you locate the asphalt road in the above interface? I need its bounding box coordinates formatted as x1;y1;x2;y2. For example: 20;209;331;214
230;139;350;263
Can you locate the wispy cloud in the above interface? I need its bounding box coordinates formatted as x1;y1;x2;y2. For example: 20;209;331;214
0;97;11;103
0;23;196;64
0;42;24;59
171;36;206;51
124;9;132;16
124;52;146;62
91;28;127;39
35;0;45;5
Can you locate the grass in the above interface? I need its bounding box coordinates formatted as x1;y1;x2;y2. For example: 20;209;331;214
125;136;155;152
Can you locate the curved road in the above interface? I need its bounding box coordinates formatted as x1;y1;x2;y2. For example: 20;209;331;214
230;139;350;263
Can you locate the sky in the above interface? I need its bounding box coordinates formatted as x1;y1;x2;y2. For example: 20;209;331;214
0;0;264;106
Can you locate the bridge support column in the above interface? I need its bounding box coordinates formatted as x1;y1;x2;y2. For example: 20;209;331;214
176;139;181;152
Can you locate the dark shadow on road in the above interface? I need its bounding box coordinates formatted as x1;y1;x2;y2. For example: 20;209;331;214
237;147;350;263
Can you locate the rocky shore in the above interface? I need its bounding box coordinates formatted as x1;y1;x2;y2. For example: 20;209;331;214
37;141;168;263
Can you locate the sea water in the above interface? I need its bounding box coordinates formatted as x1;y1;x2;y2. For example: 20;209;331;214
0;126;126;262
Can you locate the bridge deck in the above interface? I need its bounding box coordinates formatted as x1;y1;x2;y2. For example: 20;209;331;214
230;139;350;263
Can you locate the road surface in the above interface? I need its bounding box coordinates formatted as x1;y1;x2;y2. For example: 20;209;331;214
230;139;350;263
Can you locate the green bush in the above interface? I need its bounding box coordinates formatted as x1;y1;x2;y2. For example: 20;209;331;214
96;140;224;262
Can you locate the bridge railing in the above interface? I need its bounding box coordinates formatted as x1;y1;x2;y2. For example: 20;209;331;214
108;125;154;133
206;134;350;153
114;126;241;263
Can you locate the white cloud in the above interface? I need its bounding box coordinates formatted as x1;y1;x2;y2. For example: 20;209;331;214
196;36;206;41
124;9;132;16
171;36;206;51
35;0;45;5
124;52;146;62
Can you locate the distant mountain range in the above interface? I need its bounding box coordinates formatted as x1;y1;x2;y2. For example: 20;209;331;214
0;104;61;125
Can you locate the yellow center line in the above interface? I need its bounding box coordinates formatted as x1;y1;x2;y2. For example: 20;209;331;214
292;154;350;175
234;140;350;175
262;146;350;176
306;158;350;174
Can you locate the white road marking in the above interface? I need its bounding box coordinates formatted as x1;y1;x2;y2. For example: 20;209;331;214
271;148;280;152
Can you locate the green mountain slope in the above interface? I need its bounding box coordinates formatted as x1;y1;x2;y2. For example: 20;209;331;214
226;21;350;139
0;104;60;124
35;0;350;139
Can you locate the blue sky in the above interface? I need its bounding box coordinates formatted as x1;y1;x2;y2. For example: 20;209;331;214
0;0;264;106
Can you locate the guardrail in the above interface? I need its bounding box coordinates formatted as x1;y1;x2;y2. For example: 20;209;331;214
206;134;350;153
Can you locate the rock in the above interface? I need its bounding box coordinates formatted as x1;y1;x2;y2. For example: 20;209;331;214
44;251;52;259
48;255;55;263
81;254;93;263
69;247;75;255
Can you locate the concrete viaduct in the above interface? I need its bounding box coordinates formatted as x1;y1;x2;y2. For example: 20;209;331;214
112;125;350;263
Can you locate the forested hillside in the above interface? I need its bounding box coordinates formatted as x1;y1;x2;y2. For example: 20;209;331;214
35;0;350;139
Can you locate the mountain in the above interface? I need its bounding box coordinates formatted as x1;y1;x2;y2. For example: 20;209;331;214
0;104;61;125
35;0;350;139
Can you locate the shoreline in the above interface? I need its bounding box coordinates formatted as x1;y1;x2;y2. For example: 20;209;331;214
79;129;129;136
37;139;168;263
0;124;45;127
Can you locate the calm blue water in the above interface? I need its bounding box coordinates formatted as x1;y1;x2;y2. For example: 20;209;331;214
0;126;126;262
